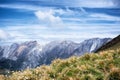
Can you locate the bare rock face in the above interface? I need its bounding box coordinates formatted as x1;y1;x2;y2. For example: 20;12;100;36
0;38;111;70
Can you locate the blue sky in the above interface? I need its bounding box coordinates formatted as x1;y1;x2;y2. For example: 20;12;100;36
0;0;120;45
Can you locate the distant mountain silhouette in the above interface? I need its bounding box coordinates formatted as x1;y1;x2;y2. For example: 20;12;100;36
95;35;120;52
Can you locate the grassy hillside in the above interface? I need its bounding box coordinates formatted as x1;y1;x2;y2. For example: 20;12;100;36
0;47;120;80
107;42;120;50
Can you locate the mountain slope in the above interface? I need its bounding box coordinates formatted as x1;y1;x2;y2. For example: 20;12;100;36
73;38;110;55
1;44;120;80
0;38;111;70
95;35;120;52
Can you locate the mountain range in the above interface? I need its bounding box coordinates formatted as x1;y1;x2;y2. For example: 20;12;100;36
0;38;111;70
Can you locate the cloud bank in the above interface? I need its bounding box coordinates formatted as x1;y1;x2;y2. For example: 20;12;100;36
0;29;10;40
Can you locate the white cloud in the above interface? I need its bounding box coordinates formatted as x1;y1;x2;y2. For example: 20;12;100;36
75;0;115;8
62;13;120;23
0;29;10;40
90;13;120;21
0;4;41;11
34;9;63;26
1;24;119;45
6;25;120;39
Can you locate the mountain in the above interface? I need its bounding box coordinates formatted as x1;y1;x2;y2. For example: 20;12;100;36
0;38;111;70
1;43;120;80
0;41;42;70
95;35;120;52
42;38;111;65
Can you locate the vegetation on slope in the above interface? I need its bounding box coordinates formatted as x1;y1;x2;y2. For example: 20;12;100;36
0;48;120;80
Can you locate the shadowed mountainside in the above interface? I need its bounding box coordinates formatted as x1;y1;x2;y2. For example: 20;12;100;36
95;35;120;52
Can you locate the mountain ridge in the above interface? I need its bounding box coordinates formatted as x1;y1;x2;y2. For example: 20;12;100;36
0;38;111;70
